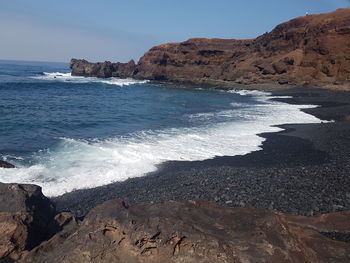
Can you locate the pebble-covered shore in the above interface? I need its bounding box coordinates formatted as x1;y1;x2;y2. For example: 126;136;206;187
53;87;350;217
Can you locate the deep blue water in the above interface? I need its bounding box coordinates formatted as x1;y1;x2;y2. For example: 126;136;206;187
0;60;321;196
0;60;257;159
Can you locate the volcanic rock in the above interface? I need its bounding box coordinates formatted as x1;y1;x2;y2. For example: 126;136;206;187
70;8;350;89
135;8;350;88
21;199;350;263
0;182;350;262
0;183;55;261
0;160;15;168
70;59;137;78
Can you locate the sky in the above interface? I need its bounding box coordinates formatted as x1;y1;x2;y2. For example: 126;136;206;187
0;0;349;63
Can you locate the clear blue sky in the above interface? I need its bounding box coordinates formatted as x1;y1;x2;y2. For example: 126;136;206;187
0;0;349;62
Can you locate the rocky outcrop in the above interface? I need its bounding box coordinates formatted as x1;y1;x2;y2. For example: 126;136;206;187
71;8;350;89
21;199;350;263
70;59;137;78
0;182;349;262
0;183;56;261
0;160;15;168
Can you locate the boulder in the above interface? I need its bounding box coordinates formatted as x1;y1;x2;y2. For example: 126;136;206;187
0;160;15;168
0;183;55;261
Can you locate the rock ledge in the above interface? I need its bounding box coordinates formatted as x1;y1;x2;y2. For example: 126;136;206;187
0;183;350;262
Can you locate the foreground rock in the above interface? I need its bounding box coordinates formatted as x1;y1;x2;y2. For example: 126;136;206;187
0;183;55;261
71;8;350;89
1;182;350;262
0;160;15;168
21;201;350;262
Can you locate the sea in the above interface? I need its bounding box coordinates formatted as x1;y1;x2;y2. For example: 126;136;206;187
0;60;324;196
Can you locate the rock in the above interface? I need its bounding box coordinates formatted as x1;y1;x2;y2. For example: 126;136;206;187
0;183;55;216
136;8;350;88
70;8;350;90
0;183;56;261
341;115;350;122
0;212;33;261
70;59;137;78
70;59;115;78
332;204;345;211
21;199;350;263
272;61;288;74
0;160;15;168
1;183;350;262
112;60;137;78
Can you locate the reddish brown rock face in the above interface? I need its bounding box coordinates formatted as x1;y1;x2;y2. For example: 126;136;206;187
136;38;252;82
21;199;350;263
70;8;350;89
136;8;350;87
0;183;56;261
0;182;349;262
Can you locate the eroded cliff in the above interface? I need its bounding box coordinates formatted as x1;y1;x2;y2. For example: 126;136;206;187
71;8;350;89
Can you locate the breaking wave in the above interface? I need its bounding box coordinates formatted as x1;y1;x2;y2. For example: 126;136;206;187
32;72;149;86
0;90;326;196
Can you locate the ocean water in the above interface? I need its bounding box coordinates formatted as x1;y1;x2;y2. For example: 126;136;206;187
0;60;324;196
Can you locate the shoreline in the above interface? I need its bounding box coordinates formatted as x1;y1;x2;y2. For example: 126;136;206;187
53;87;350;217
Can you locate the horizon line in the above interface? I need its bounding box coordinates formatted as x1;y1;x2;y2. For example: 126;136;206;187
0;58;69;64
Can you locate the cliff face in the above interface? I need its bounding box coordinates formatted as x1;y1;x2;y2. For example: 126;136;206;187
71;8;350;88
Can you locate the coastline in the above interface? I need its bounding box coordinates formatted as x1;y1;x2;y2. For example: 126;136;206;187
2;6;350;262
53;86;350;217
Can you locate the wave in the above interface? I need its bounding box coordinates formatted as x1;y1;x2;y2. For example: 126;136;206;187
31;72;149;86
228;89;270;97
0;90;326;196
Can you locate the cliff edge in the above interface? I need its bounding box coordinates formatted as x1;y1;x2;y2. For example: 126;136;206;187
71;8;350;89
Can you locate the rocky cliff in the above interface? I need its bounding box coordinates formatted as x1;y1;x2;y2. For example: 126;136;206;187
1;182;350;262
71;8;350;89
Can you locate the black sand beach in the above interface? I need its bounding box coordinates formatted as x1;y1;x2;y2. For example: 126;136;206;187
53;87;350;217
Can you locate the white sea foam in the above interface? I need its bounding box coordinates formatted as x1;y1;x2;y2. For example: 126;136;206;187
0;90;326;196
229;89;270;97
32;72;149;86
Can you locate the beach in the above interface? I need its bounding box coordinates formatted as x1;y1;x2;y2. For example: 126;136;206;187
2;4;350;262
52;87;350;217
